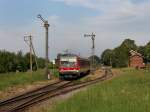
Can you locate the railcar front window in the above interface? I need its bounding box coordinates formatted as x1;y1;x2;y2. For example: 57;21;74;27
60;61;76;67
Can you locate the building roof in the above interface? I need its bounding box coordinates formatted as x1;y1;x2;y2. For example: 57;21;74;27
130;50;144;58
130;50;141;56
129;50;144;58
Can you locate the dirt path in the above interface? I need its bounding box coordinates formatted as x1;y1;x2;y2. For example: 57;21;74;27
0;79;59;100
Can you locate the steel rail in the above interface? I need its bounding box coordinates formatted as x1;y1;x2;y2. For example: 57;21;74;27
0;68;113;112
10;71;113;112
0;80;66;106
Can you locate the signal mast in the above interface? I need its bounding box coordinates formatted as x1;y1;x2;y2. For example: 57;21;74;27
84;32;96;73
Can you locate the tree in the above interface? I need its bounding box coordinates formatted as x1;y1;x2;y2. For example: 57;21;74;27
88;55;101;65
144;41;150;63
0;50;46;73
113;47;128;67
0;50;17;72
120;39;137;59
101;39;138;68
101;49;113;66
16;51;28;72
37;58;45;69
138;46;145;56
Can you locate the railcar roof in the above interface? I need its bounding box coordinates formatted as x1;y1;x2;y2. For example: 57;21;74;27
58;53;89;60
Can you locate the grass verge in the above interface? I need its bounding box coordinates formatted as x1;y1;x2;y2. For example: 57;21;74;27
0;69;58;91
48;68;150;112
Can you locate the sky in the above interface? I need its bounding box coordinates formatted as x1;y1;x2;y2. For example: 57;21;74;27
0;0;150;59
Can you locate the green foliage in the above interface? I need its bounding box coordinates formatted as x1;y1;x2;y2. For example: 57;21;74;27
113;47;129;67
0;50;45;73
137;46;145;56
0;69;46;91
101;39;138;67
144;42;150;63
88;55;101;67
38;58;45;68
120;39;137;52
101;49;113;66
0;51;17;73
49;69;150;112
136;41;150;63
49;62;58;69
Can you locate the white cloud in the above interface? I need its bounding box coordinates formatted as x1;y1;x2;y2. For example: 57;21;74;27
50;0;150;57
51;0;95;8
51;0;150;21
0;15;61;59
1;0;150;59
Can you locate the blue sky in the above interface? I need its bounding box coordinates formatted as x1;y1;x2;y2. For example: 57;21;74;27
0;0;98;26
0;0;150;59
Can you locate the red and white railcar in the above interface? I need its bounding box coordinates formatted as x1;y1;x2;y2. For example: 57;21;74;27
58;54;90;78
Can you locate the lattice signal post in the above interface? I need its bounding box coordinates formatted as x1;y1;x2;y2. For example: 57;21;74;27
84;32;96;73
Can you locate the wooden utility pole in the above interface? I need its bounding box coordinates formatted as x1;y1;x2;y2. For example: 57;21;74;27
24;35;38;72
29;35;32;73
24;35;33;73
31;42;38;69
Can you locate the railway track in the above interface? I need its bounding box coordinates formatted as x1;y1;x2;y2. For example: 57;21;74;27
0;68;113;112
0;80;69;105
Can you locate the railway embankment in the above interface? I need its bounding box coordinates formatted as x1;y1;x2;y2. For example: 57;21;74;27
0;69;111;112
0;69;59;99
1;68;149;112
25;69;114;112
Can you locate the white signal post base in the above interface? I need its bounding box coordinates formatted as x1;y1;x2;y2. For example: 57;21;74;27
47;73;51;80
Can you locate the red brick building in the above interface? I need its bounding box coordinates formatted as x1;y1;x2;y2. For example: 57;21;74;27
129;50;145;68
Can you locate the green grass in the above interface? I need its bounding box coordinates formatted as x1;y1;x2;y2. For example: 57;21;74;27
0;69;59;91
50;69;59;78
48;69;150;112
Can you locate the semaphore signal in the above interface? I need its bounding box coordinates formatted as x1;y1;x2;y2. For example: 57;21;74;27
84;32;96;74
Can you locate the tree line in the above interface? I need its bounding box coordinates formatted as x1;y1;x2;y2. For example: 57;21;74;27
0;50;45;73
101;39;150;68
1;38;149;73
